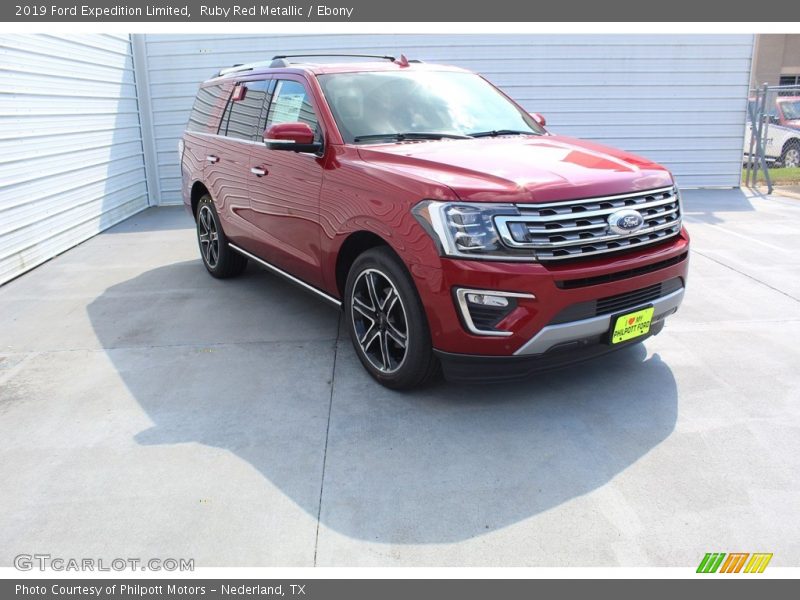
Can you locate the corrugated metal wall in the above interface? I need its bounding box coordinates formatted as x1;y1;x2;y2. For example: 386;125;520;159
139;34;754;205
0;33;754;282
0;34;149;285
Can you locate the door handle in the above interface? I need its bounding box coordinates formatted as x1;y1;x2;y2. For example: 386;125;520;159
250;167;268;177
206;155;219;164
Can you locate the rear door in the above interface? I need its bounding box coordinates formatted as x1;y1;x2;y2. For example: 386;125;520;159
206;79;271;243
247;77;327;288
182;82;229;210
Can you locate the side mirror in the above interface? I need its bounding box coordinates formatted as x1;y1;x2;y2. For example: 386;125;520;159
530;112;546;127
264;122;322;153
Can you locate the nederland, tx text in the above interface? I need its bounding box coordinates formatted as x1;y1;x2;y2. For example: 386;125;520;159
199;5;355;18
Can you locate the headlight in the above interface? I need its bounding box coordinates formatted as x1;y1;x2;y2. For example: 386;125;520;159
412;200;536;261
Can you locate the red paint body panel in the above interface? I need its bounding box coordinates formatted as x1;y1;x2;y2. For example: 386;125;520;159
181;61;691;361
776;96;800;130
356;135;672;203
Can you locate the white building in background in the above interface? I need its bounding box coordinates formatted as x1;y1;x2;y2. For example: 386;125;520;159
0;33;754;284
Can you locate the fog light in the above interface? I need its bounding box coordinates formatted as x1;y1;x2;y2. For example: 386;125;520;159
465;293;509;307
455;288;536;337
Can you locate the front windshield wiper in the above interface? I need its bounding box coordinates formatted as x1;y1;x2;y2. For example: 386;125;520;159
468;129;536;138
353;132;473;143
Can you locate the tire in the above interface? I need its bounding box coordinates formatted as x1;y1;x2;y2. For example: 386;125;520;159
781;141;800;169
344;246;439;390
196;194;247;278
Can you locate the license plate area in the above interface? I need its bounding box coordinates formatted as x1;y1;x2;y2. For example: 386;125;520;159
609;305;655;344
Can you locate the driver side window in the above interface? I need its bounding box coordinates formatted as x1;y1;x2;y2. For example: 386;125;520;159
266;80;321;142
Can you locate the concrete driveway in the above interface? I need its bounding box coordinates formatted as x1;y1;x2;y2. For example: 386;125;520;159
1;190;798;567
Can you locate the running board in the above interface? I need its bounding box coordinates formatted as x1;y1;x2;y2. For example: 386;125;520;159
228;243;342;308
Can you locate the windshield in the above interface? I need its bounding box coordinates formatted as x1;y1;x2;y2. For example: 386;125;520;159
318;70;544;143
780;100;800;120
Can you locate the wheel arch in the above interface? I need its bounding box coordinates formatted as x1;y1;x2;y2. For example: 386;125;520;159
334;231;392;298
782;137;800;152
190;181;210;218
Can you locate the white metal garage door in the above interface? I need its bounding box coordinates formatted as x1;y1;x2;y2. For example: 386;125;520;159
0;34;149;285
138;33;754;205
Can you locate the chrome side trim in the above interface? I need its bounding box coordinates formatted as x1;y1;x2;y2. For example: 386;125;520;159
193;132;265;147
513;287;684;356
228;244;342;308
193;131;322;157
455;288;536;337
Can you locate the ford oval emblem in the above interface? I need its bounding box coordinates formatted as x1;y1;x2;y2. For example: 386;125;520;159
607;209;644;235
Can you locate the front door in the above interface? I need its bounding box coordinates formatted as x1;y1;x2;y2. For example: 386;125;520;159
248;77;326;289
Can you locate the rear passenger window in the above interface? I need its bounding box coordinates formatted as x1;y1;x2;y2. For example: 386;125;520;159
187;84;227;133
266;80;320;140
220;80;271;141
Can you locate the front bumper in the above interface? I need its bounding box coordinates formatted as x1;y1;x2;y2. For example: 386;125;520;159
434;320;665;383
409;229;690;360
513;286;683;355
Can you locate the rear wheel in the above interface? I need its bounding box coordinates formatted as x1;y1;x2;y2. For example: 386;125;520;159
196;194;247;278
344;247;439;390
781;141;800;168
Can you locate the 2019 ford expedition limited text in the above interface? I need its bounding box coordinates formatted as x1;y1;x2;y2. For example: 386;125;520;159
180;54;689;389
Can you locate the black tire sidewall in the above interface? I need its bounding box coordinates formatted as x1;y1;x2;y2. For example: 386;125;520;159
196;194;246;278
344;247;437;390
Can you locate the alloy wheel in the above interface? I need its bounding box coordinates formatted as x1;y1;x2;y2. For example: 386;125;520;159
350;268;409;374
198;205;220;268
784;147;800;168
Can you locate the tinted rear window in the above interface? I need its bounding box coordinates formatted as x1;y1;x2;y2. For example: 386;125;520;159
187;84;228;133
220;80;272;141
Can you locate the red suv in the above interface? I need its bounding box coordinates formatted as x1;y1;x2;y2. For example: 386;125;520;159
180;54;689;389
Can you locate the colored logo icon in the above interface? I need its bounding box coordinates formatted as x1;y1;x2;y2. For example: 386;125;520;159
697;552;773;573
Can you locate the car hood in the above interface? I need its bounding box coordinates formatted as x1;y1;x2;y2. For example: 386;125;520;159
357;135;673;203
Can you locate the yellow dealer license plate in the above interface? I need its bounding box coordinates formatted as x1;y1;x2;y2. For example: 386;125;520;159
610;306;655;344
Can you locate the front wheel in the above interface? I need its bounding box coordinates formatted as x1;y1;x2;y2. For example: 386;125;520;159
344;247;439;390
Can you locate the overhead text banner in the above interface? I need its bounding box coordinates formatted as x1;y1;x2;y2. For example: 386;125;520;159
4;0;800;22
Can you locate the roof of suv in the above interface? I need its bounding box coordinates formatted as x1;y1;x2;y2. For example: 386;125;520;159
207;58;469;83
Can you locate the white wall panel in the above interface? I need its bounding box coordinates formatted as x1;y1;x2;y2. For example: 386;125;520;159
0;33;149;285
139;34;753;204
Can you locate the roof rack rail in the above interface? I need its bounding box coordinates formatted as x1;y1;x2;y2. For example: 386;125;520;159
217;54;416;77
217;61;274;76
271;54;397;66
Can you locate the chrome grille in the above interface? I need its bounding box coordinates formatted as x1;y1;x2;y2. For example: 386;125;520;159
495;186;682;261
